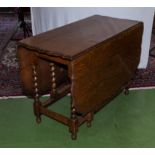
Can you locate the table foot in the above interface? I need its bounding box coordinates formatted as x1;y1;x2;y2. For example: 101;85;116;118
33;102;42;124
86;112;93;128
36;116;41;124
86;121;91;128
69;118;78;140
124;87;129;95
71;133;77;140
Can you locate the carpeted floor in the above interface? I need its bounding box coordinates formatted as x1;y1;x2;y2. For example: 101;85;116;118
0;13;17;53
0;41;23;96
129;34;155;88
0;89;155;147
0;12;32;97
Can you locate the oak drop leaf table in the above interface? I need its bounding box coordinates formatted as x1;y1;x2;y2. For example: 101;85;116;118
17;15;143;140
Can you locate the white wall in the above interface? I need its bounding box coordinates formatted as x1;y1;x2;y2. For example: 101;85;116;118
31;7;155;68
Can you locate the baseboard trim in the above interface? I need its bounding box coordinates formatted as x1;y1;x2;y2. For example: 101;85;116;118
129;86;155;90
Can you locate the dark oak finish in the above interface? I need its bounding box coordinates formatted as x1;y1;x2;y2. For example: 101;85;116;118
17;15;143;140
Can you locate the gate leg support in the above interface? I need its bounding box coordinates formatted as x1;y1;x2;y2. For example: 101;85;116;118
32;65;41;124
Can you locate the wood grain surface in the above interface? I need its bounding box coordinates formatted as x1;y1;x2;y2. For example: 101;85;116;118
18;15;142;60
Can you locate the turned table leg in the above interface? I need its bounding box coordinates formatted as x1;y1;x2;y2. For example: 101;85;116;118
50;62;57;97
69;97;78;140
32;65;41;124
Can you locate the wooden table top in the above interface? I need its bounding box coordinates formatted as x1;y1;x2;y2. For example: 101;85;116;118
19;15;141;60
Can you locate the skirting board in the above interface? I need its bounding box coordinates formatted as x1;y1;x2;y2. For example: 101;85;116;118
0;93;71;100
